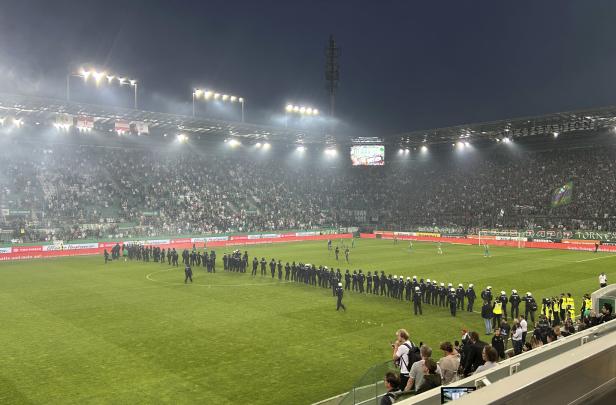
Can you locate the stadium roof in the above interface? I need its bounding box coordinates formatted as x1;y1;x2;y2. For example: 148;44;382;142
0;92;339;145
2;92;616;147
394;105;616;147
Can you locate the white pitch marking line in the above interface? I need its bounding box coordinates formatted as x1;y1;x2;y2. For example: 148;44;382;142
576;255;616;263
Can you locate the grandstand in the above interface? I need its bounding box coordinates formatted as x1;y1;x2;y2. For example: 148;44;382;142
2;91;616;405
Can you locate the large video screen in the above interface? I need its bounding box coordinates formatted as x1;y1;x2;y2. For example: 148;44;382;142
351;145;385;166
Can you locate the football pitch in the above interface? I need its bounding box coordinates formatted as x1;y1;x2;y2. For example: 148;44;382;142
0;239;613;404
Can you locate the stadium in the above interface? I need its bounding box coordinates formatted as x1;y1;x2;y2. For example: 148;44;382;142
2;3;616;405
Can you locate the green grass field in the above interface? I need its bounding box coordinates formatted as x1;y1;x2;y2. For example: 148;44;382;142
0;239;614;404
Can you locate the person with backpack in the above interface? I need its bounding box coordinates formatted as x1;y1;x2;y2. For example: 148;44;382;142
392;329;420;390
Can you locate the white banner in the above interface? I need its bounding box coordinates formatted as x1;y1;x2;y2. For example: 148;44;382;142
0;247;11;254
135;121;149;134
145;239;170;245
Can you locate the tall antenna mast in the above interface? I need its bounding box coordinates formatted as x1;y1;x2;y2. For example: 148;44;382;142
325;35;340;118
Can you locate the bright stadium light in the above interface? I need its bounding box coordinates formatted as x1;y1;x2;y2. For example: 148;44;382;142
262;142;271;150
421;145;428;153
503;137;512;144
255;142;262;148
296;145;306;152
324;147;337;156
553;132;559;138
464;141;470;147
68;67;138;108
228;139;241;147
456;141;465;149
405;148;410;154
176;134;188;143
193;88;245;121
398;148;404;154
285;104;320;116
13;118;23;128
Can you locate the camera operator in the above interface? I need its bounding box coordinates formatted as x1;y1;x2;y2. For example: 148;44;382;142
392;329;418;390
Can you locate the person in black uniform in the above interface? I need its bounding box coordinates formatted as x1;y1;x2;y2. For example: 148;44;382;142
269;259;276;279
524;292;537;323
104;249;110;264
431;281;438;305
344;270;351;290
336;282;346;311
252;257;258;276
210;251;216;272
344;247;350;263
456;284;465;310
358;270;366;293
223;254;228;271
481;286;493;303
373;272;380;295
260;257;267;276
380;272;387;296
366;271;373;294
285;262;291;280
172;249;179;267
405;277;412;301
498;291;509;320
449;288;457;317
510;289;521;319
466;284;476;312
335;246;340;261
438;283;446;307
184;264;193;284
413;286;423;315
277;260;283;280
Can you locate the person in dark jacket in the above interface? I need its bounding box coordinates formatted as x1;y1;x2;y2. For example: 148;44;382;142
491;329;506;360
463;331;487;376
416;359;442;394
481;301;494;335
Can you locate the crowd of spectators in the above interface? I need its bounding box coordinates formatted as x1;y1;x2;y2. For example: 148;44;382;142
387;301;614;401
2;139;616;242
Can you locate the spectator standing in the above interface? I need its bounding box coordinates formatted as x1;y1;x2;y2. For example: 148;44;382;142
474;346;499;374
481;301;493;335
438;342;460;385
405;345;441;392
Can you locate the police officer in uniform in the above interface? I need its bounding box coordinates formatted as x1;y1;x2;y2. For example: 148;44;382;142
524;292;537;323
336;282;346;311
497;291;508;320
456;283;465;310
510;289;521;319
448;288;457;317
438;283;446;307
481;286;493;303
413;286;423;315
184;264;193;284
466;284;476;312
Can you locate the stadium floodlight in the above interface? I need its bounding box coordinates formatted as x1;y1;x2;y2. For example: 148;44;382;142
405;148;410;154
464;141;470;147
193;88;245;121
296;145;306;152
285;104;320;116
421;145;428;153
227;139;241;148
255;142;262;148
67;67;139;108
503;137;512;144
12;118;23;128
176;134;188;143
324;147;337;156
0;117;5;125
262;142;271;150
553;132;559;138
398;148;404;154
456;141;465;149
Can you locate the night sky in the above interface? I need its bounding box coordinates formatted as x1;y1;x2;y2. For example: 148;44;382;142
1;0;616;137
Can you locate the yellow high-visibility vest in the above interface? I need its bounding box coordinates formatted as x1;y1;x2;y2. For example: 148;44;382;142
493;302;503;315
554;301;560;312
585;299;592;311
569;298;575;311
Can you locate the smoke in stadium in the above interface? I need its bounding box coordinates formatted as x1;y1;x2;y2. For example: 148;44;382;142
1;2;616;405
